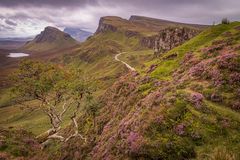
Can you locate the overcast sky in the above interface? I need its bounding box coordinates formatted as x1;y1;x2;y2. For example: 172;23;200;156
0;0;239;37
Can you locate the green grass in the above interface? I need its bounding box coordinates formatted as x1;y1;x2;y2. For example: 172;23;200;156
0;99;83;135
0;89;15;108
205;101;240;122
118;50;153;72
0;31;141;135
1;21;240;159
150;22;240;79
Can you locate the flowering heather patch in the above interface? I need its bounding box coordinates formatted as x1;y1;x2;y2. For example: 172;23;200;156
155;115;164;124
217;53;239;71
207;68;224;87
204;44;224;53
180;52;199;67
174;123;186;136
189;92;204;108
189;60;212;77
127;131;144;153
229;72;240;85
141;90;163;107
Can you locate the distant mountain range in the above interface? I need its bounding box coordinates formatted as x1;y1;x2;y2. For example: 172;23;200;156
0;37;34;50
64;27;93;42
0;36;34;42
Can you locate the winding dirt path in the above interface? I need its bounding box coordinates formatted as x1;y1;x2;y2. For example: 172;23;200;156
115;52;136;71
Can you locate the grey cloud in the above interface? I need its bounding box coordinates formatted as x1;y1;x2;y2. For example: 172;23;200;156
0;24;14;31
0;0;98;8
5;19;17;26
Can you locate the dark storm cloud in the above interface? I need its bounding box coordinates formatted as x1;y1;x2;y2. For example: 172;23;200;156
0;0;98;8
5;19;17;26
0;0;239;37
108;0;240;25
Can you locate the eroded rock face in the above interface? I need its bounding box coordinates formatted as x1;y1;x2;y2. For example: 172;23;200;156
34;26;72;43
141;27;200;56
95;17;118;34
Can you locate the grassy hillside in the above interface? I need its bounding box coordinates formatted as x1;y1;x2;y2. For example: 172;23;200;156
0;30;141;135
53;22;240;159
0;17;239;159
149;22;240;78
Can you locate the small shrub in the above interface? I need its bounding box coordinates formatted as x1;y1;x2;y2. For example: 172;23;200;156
221;18;230;24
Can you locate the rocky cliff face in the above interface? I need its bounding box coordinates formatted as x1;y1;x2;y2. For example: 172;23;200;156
95;16;202;55
95;17;118;34
141;27;200;56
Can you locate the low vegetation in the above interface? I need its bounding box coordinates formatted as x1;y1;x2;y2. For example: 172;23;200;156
0;18;239;160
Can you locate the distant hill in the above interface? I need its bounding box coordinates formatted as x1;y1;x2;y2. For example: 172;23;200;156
0;37;34;42
22;26;78;52
64;27;93;42
0;37;34;49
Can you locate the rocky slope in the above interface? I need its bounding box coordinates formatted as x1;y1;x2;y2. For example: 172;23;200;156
141;27;200;56
22;26;78;52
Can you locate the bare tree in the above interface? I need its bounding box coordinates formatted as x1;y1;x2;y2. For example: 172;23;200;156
11;60;91;147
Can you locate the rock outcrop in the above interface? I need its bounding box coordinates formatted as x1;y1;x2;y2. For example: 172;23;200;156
95;16;203;56
141;27;200;56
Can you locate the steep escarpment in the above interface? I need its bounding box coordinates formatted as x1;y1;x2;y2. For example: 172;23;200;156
96;17;121;34
96;15;207;36
95;16;206;54
141;27;200;56
129;15;209;30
